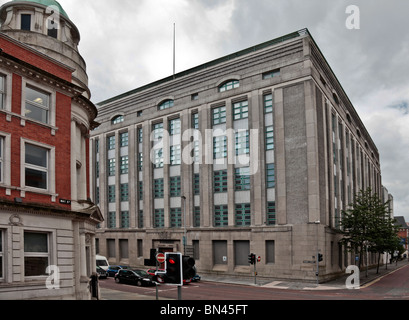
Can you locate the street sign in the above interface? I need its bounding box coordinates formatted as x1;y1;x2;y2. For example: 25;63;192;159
156;253;165;264
303;260;315;264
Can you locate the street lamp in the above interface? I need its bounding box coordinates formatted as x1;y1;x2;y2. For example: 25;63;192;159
315;220;320;285
181;196;187;255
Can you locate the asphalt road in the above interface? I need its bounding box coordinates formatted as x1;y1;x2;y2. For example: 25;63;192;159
99;263;409;301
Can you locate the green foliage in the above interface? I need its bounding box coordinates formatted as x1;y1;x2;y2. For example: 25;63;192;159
340;188;400;270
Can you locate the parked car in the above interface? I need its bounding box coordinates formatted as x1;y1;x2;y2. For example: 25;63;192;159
96;266;107;279
115;269;155;286
146;268;191;284
107;265;130;277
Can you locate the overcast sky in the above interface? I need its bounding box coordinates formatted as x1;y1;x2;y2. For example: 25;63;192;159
3;0;409;222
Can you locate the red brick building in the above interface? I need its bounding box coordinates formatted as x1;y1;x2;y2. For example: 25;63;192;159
0;0;102;300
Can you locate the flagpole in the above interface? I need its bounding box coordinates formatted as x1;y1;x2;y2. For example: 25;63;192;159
173;23;176;79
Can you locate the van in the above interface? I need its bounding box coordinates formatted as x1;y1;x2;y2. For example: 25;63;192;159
96;255;109;271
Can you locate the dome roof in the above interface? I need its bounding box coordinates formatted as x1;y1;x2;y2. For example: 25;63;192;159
12;0;69;19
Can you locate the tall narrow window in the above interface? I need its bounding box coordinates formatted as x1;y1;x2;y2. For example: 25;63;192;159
25;144;48;190
0;137;3;183
24;232;49;277
21;14;31;31
266;163;275;188
212;106;226;125
0;230;3;279
25;86;50;124
0;75;5;110
154;209;165;228
214;205;228;227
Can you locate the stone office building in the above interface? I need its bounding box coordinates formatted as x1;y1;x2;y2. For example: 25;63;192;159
91;29;383;282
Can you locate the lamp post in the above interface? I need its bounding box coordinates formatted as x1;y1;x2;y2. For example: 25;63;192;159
181;196;187;255
315;220;320;285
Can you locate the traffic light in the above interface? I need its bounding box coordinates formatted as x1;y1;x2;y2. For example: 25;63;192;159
248;253;256;265
182;256;196;280
164;253;182;285
318;254;323;262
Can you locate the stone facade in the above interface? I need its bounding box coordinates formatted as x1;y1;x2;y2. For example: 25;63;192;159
91;29;383;282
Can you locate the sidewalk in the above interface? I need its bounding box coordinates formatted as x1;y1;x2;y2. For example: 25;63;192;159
201;260;409;291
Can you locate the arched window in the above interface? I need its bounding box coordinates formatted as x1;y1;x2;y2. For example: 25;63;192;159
158;99;174;111
111;115;124;125
218;80;239;93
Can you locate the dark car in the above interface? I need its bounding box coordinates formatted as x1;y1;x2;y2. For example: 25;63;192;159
96;266;107;279
115;269;155;286
107;265;130;277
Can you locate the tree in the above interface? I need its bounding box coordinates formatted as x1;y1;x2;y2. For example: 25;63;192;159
340;188;394;272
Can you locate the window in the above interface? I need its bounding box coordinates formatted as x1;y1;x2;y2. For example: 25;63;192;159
138;181;143;199
154;209;164;228
262;69;281;80
267;202;276;225
138;128;143;143
107;136;115;150
121;211;129;229
138;152;143;171
266;126;274;150
108;158;116;176
108;185;115;203
235;167;250;191
0;137;3;183
169;118;181;135
264;94;273;113
138;210;144;228
214;170;227;193
235;130;249;155
25;86;50;124
158;99;174;111
108;212;116;228
235;203;251;226
0;230;3;279
266;163;275;188
266;240;275;264
193;174;200;195
170;145;181;166
111;115;124;125
25;144;48;190
212;106;226;125
170;208;182;228
0;75;5;109
233;101;248;120
120;132;128;147
21;14;31;31
194;207;200;228
154;179;164;198
169;176;181;197
153;123;164;140
120;156;128;174
214;205;228;227
120;183;128;202
213;136;227;159
153;148;164;168
219;80;239;92
192;113;199;129
24;232;49;277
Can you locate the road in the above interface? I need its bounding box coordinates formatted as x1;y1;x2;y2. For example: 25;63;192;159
99;264;409;300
